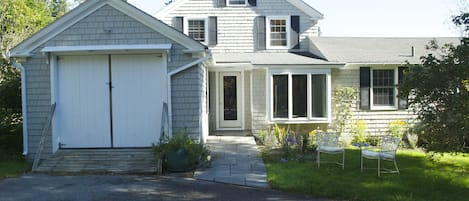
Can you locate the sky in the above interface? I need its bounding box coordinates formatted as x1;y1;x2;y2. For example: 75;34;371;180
127;0;466;37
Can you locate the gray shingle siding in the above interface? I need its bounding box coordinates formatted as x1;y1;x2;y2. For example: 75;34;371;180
21;5;203;160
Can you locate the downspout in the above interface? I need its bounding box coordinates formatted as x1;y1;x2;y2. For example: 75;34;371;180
9;59;28;156
167;50;212;138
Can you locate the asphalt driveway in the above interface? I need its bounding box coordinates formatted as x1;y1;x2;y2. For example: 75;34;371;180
0;174;329;201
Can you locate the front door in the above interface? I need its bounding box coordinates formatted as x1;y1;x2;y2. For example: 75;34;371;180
218;72;242;129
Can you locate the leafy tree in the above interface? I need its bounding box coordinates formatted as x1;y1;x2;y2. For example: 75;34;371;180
398;13;469;152
0;0;69;137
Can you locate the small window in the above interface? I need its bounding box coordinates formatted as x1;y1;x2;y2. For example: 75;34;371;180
266;16;290;49
311;75;326;117
371;69;397;108
273;75;288;118
227;0;247;6
187;19;206;43
292;75;307;118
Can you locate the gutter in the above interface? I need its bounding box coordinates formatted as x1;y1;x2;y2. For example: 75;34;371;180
167;50;212;138
9;59;28;156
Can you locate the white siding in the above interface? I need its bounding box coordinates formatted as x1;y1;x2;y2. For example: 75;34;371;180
158;0;320;53
251;68;269;134
331;68;417;136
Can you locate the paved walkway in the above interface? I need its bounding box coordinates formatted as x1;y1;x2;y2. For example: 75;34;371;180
194;136;269;188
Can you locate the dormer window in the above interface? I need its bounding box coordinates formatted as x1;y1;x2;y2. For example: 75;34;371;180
227;0;247;6
183;17;208;43
266;16;290;49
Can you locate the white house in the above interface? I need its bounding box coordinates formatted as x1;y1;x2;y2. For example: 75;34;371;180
8;0;459;161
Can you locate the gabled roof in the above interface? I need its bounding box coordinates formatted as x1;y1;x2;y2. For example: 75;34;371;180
156;0;323;19
286;0;323;19
309;37;461;64
10;0;205;57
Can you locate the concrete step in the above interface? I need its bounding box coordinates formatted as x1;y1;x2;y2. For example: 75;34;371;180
35;149;157;174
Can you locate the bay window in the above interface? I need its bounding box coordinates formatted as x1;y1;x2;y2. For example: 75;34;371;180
271;70;330;122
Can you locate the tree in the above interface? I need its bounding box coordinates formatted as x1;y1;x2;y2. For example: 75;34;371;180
398;13;469;152
0;0;68;137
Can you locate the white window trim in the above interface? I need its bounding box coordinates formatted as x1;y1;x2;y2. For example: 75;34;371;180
226;0;248;6
183;17;209;45
266;16;291;50
370;68;399;110
268;69;331;123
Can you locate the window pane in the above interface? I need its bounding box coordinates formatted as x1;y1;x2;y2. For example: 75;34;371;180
292;75;307;118
373;70;395;106
273;75;288;118
229;0;245;5
223;76;237;120
269;19;287;47
188;20;205;42
312;74;326;117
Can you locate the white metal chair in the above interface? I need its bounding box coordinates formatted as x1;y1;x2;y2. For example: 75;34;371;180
361;136;401;176
316;132;345;169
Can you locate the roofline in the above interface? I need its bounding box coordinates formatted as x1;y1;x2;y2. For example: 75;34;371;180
155;0;185;19
156;0;324;19
10;0;205;57
287;0;324;19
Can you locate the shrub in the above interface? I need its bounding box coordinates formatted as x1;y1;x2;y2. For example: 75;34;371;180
388;120;408;138
152;131;210;172
351;120;367;143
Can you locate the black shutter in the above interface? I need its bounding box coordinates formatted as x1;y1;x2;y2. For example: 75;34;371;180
217;0;226;7
208;16;218;46
360;67;371;110
398;66;409;109
248;0;257;6
256;16;266;50
173;16;184;32
290;16;300;49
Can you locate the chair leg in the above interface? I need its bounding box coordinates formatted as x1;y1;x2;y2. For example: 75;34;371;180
360;155;363;172
378;158;381;177
393;159;400;174
342;151;345;170
317;151;320;168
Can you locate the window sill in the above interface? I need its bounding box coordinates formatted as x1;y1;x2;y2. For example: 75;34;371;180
370;106;398;111
270;118;330;124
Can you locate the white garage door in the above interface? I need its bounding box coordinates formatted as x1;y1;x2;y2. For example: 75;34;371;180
56;54;164;148
111;55;164;147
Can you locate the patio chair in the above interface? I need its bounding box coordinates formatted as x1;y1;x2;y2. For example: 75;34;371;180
361;136;401;176
316;132;345;169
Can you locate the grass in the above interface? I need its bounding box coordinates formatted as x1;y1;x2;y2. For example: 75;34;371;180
0;133;31;179
261;147;469;201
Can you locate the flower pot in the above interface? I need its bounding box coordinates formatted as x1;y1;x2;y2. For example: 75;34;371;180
165;149;194;172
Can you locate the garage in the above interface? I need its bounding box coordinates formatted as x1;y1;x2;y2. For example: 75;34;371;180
54;54;165;148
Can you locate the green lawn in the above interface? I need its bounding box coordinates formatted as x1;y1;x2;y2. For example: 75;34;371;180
0;134;31;179
262;148;469;201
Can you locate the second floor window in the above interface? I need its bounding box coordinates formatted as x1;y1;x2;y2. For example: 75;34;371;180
187;19;206;43
228;0;247;6
266;16;290;49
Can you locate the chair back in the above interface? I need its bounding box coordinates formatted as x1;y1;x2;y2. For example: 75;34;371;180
381;136;401;157
316;132;340;147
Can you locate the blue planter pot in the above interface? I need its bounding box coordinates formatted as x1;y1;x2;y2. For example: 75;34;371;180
165;149;194;172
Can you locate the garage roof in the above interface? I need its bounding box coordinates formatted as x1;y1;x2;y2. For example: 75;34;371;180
9;0;205;58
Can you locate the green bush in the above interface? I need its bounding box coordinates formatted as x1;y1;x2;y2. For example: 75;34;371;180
351;120;367;143
152;131;210;171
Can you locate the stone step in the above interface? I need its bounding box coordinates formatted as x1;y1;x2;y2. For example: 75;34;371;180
35;149;157;174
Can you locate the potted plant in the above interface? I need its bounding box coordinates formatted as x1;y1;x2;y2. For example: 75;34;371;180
152;131;210;172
